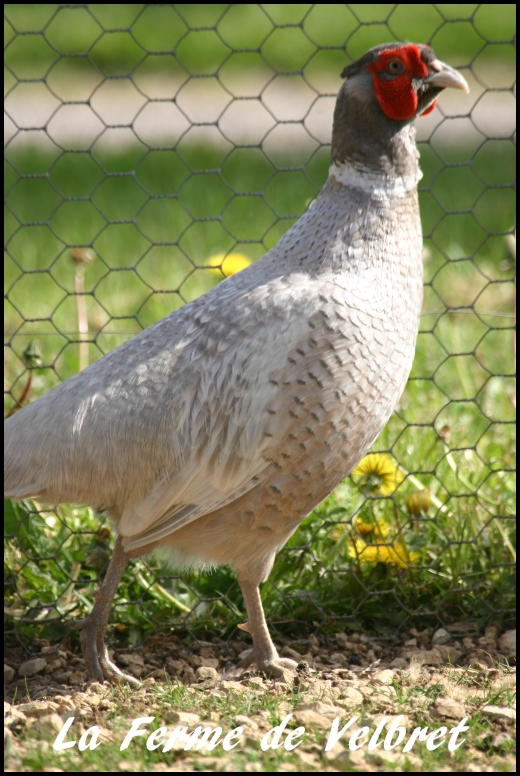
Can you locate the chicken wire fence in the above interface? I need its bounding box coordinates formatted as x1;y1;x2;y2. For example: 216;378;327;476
4;4;516;664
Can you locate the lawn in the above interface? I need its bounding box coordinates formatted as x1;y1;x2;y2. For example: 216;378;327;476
4;4;516;79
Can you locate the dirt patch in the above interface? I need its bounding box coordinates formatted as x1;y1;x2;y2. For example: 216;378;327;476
4;623;516;696
4;626;516;772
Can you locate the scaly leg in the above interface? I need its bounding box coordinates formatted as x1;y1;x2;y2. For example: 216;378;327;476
67;536;140;686
236;576;298;679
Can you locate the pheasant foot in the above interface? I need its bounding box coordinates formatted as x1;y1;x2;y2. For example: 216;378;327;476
68;613;140;686
66;536;138;685
236;575;299;680
236;649;299;679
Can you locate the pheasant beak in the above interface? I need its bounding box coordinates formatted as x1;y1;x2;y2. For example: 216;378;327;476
424;60;470;93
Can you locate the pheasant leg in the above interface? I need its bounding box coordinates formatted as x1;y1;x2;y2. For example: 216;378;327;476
236;577;298;678
67;536;140;686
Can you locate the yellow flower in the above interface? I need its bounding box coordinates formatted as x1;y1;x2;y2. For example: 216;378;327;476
353;517;389;538
406;489;432;516
348;529;420;569
352;453;404;496
207;252;252;277
353;517;374;536
349;539;420;569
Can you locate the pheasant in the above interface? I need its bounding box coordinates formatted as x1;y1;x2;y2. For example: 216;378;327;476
4;43;468;683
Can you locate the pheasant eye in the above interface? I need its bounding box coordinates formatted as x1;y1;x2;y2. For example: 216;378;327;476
387;58;404;74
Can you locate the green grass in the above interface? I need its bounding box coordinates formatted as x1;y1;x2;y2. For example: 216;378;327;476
4;135;516;649
4;4;516;82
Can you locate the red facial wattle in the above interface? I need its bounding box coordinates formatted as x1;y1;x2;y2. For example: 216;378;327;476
367;44;430;121
419;100;437;116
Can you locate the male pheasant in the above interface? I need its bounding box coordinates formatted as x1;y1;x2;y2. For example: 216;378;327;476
4;43;468;683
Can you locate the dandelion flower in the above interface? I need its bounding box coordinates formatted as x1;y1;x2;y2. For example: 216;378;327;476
352;453;404;496
207;252;252;277
348;524;420;569
353;517;389;538
406;489;432;516
348;538;420;569
353;517;374;536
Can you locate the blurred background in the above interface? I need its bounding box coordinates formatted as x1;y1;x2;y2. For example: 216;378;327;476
4;5;516;653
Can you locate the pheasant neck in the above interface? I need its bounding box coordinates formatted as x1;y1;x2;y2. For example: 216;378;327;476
331;85;421;196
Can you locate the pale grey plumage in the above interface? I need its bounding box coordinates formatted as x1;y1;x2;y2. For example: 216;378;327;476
4;43;468;682
5;177;422;551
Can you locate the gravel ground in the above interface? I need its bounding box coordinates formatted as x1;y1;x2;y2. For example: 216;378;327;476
4;625;516;772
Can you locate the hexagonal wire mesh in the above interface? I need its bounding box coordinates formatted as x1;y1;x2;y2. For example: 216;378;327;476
4;4;516;666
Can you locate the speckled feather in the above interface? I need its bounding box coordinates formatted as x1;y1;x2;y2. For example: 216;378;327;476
5;170;422;571
6;43;464;592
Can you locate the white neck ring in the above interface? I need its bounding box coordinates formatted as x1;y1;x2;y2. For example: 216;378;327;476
329;160;422;200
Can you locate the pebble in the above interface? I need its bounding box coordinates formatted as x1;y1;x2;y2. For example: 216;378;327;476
221;680;247;692
34;714;64;735
481;705;516;724
446;621;478;634
338;686;364;705
4;664;15;683
323;741;348;766
45;659;63;674
199;646;216;658
234;714;258;730
280;646;303;661
53;671;72;684
200;657;220;669
16;701;60;718
53;695;75;709
3;703;27;728
118;652;144;667
18;658;47;678
149;668;167;680
372;669;394;685
369;749;421;770
305;701;345;719
40;645;59;655
498;630;516;658
195;666;220;683
165;710;200;726
182;666;196;684
4;727;12;758
389;657;408;669
432;628;451;645
247;676;264;687
490;732;513;749
293;708;331;729
166;658;184;673
434;645;461;664
404;649;442;666
348;748;368;766
434;697;466;719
